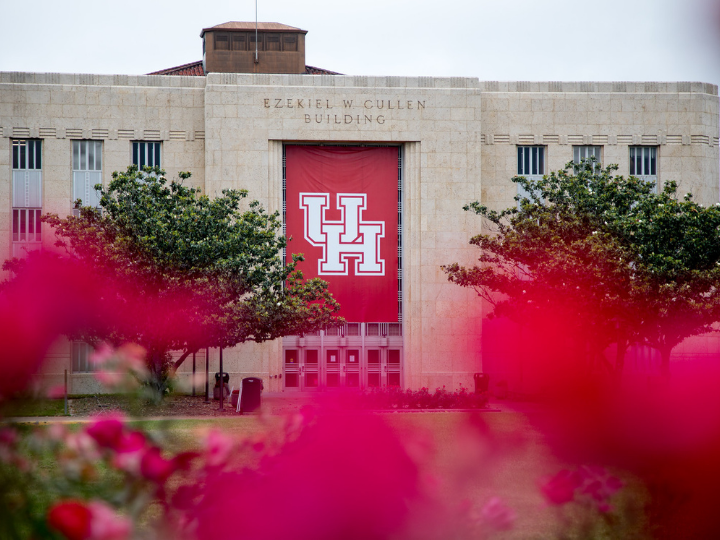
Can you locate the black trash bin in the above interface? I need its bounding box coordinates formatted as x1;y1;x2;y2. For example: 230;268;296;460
213;372;230;400
473;373;489;394
239;377;263;414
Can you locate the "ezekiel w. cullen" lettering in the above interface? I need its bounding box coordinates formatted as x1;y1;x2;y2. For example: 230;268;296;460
263;98;426;110
263;98;427;125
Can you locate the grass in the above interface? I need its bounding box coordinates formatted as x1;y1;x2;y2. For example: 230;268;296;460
0;398;67;417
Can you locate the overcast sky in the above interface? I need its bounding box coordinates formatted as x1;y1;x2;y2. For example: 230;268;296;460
1;0;719;87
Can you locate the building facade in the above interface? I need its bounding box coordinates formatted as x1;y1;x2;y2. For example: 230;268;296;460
1;24;719;395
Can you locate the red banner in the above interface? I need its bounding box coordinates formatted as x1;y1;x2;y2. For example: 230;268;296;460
285;146;399;322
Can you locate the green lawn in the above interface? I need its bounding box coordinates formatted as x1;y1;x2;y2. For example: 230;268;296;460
0;398;66;417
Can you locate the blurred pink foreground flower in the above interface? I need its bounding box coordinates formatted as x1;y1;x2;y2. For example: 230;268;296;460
48;500;131;540
540;466;623;512
540;469;582;505
480;496;516;531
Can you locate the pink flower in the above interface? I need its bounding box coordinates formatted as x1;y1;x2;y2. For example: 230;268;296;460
65;431;100;461
48;501;92;540
575;466;624;512
87;501;132;540
111;451;143;476
94;371;125;387
117;343;146;373
48;423;68;442
114;431;145;454
90;343;114;367
48;500;132;540
480;497;516;531
173;451;200;472
540;469;582;505
140;447;176;484
85;415;125;450
203;429;234;467
0;427;18;446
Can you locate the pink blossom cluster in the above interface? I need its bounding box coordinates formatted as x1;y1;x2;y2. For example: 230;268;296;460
540;466;624;512
479;496;517;532
90;343;149;389
0;426;29;471
48;500;131;540
41;413;249;540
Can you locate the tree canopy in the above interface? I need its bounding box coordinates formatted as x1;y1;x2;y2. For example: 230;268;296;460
35;166;342;392
444;160;720;376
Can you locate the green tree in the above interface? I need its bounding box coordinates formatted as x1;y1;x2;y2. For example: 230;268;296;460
444;160;720;378
38;166;342;394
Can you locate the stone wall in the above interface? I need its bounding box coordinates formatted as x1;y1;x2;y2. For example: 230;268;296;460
0;72;718;393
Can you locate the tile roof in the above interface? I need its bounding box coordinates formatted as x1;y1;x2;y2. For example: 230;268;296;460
148;61;205;76
147;61;341;76
304;65;342;75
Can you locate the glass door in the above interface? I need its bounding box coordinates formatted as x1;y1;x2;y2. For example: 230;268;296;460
367;349;381;388
345;349;360;388
303;349;319;390
325;349;340;388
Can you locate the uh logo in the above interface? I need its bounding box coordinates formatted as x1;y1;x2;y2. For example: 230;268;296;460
299;192;385;276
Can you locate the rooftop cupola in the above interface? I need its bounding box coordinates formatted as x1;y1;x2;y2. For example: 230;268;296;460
200;22;307;74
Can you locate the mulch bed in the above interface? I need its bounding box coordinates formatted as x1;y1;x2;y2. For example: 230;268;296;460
64;394;499;418
69;395;244;417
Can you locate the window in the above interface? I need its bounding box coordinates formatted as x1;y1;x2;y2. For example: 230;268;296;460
516;146;544;206
282;35;298;51
231;33;247;51
12;140;42;257
629;146;658;192
132;142;161;169
573;146;602;169
12;209;42;243
285;350;298;364
517;146;545;176
73;140;102;208
266;34;281;51
215;33;229;50
72;342;97;373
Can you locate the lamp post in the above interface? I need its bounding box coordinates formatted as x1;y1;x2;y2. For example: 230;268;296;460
204;347;210;403
219;347;224;411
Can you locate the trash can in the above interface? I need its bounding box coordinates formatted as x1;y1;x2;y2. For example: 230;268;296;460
239;377;263;414
473;373;489;394
230;389;240;408
213;372;230;400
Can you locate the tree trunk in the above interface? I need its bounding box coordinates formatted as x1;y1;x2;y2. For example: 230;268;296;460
659;346;672;378
614;337;628;384
172;350;194;374
147;347;168;398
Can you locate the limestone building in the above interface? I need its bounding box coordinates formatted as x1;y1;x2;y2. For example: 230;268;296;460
1;22;718;395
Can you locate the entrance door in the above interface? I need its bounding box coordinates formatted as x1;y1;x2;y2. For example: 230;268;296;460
387;349;401;387
325;349;340;388
284;349;300;390
345;349;360;388
304;349;319;389
367;349;381;388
